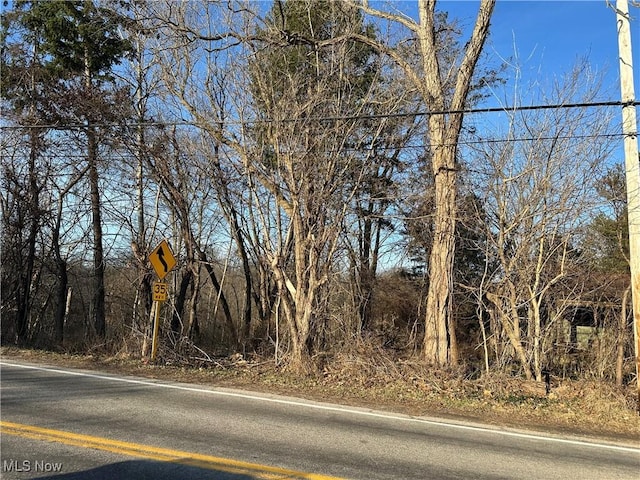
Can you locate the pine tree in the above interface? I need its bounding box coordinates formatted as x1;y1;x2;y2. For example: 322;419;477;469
10;0;133;338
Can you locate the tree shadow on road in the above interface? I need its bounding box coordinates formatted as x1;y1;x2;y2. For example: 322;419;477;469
35;459;258;480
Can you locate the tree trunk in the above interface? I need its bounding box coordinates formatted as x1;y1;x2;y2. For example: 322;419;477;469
88;129;106;339
531;297;543;382
172;268;193;334
225;203;252;346
52;161;87;347
15;130;40;344
188;264;201;340
84;43;106;339
135;118;152;331
279;280;314;374
417;0;495;366
356;215;381;334
53;258;68;346
211;147;254;347
423;152;457;366
270;229;318;374
617;286;631;386
53;195;67;346
195;245;239;348
486;292;534;380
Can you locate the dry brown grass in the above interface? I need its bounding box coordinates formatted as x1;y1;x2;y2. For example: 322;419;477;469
2;344;638;444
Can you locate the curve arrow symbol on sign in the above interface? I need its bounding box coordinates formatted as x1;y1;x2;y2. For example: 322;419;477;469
156;246;169;273
149;239;176;280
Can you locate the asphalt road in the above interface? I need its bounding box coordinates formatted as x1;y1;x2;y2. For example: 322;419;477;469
1;360;638;480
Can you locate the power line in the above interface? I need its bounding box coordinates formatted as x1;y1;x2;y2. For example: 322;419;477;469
0;132;629;159
360;132;630;150
0;100;637;130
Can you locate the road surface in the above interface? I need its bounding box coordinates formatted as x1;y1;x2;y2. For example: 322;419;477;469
1;360;638;479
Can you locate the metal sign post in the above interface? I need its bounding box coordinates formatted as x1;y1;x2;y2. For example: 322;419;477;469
148;240;177;362
150;300;161;362
150;282;168;362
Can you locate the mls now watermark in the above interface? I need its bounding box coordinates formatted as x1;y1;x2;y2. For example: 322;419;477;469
3;459;64;474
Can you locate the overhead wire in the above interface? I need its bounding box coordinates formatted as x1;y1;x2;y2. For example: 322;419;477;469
0;99;637;131
1;100;635;157
0;131;630;160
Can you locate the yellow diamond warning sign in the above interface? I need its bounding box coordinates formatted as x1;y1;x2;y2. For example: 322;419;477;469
149;239;176;280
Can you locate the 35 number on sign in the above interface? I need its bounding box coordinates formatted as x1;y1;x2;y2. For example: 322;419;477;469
153;282;168;302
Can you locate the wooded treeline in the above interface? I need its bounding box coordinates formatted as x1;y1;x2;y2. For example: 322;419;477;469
1;0;635;384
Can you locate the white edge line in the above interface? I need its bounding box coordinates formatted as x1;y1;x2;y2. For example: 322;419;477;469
2;360;639;454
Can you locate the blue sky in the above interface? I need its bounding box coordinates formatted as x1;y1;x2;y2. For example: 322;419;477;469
365;1;639;269
370;1;639;105
437;0;640;104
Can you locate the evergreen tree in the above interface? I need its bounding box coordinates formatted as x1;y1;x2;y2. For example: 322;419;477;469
6;0;133;339
591;163;630;273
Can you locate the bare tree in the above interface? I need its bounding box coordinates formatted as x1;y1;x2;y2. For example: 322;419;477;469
0;128;46;344
145;0;392;369
473;62;616;381
148;127;238;346
345;0;496;366
243;1;380;369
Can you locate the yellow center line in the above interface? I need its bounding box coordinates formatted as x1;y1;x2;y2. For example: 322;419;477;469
0;421;344;480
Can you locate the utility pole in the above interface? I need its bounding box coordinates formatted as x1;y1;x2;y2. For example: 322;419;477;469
614;0;640;412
